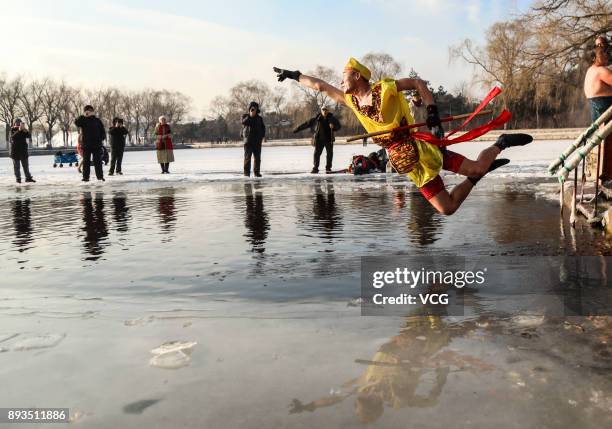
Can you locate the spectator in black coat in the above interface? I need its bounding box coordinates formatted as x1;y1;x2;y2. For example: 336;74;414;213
9;119;35;183
241;101;266;177
294;106;341;173
108;118;129;176
75;105;106;182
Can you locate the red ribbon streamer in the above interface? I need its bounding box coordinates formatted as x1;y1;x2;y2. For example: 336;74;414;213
406;86;511;147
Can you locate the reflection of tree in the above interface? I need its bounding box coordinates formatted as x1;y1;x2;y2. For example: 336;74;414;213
406;190;444;246
112;192;130;233
158;189;177;240
289;315;493;424
81;192;108;261
311;181;342;242
12;198;33;253
243;183;270;254
485;191;558;246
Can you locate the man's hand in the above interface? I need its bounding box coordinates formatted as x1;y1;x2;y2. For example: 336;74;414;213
273;67;301;82
329;123;334;130
426;105;445;139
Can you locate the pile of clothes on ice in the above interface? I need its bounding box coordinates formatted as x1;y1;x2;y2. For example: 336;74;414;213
347;149;389;175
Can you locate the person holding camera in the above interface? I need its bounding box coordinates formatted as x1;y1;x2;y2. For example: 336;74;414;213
293;106;341;174
75;105;106;182
9;118;35;183
241;101;266;177
108;118;129;176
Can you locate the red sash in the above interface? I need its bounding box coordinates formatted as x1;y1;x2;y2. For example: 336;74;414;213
410;86;511;147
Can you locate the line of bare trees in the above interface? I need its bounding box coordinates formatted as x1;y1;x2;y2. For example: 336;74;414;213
0;74;191;149
183;52;477;143
2;51;482;148
451;0;611;129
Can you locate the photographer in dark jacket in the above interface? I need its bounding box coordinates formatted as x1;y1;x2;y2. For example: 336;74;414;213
294;106;341;173
108;118;129;176
75;105;106;182
242;101;266;177
10;118;35;183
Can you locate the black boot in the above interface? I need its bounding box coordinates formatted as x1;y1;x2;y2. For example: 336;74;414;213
468;158;510;185
25;177;36;183
494;133;533;151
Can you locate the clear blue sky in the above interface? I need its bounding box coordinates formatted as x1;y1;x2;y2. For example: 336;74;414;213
2;0;533;116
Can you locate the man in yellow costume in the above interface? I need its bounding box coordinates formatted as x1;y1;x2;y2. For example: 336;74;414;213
274;59;532;215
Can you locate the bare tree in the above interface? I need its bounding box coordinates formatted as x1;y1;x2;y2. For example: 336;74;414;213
141;89;164;143
57;85;81;147
17;79;45;147
450;20;534;129
449;0;609;128
0;75;24;148
209;95;230;119
39;80;72;146
522;0;611;72
267;86;288;138
119;92;136;144
228;80;271;113
294;65;340;114
361;52;403;81
161;90;191;124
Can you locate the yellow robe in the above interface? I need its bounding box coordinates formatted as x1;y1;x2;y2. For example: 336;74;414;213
344;79;443;188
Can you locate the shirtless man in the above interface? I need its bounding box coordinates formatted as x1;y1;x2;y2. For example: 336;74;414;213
273;59;532;216
584;35;612;121
584;35;612;181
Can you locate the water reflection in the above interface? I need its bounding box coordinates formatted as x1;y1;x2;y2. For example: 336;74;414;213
243;183;270;254
112;192;130;233
311;180;343;242
81;192;109;261
12;198;33;253
399;190;444;246
158;189;177;241
289;314;493;423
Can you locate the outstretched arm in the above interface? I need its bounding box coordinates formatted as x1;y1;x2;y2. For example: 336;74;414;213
274;67;346;105
293;117;316;133
395;78;434;105
299;75;345;105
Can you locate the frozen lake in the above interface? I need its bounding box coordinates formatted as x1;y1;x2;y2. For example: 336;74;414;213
0;139;574;187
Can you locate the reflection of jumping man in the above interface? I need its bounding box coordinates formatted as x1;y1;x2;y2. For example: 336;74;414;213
289;316;493;424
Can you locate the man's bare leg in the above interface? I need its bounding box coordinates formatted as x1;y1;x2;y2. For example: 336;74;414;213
426;134;533;215
428;180;475;216
456;146;501;177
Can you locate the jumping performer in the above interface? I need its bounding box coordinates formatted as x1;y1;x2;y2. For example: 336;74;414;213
274;58;532;215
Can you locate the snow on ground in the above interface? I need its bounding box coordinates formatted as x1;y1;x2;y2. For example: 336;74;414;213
0;140;570;189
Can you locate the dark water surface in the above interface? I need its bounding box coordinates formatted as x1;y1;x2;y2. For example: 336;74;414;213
0;178;609;299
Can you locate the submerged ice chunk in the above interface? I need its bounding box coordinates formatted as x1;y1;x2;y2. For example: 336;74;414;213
511;315;545;328
11;333;66;351
149;341;197;369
